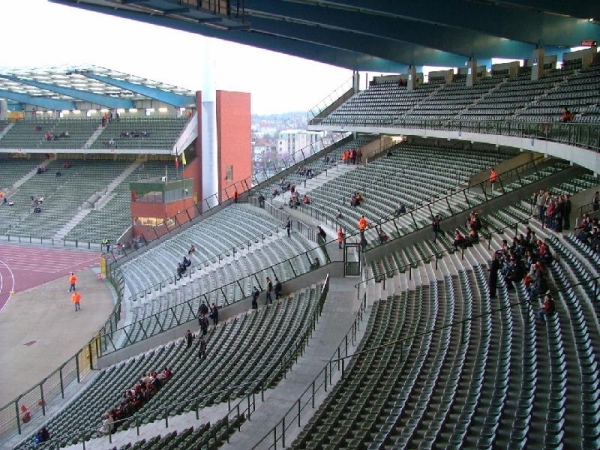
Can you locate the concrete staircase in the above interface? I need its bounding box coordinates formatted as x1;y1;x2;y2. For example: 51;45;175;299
53;160;142;240
272;162;359;207
9;158;53;194
0;122;14;140
83;123;106;149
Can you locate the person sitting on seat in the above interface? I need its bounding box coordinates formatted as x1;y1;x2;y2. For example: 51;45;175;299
183;256;191;268
188;244;196;255
97;413;114;437
453;229;468;249
302;194;311;204
561;106;574;123
394;202;407;216
378;228;389;244
538;292;556;323
310;258;321;270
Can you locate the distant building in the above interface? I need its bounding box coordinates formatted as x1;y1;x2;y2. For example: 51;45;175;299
278;129;326;155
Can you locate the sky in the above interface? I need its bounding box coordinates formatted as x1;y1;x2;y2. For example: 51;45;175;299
0;0;353;115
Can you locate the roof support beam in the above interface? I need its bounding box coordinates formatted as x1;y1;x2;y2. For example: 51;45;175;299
247;16;468;67
0;90;75;110
0;75;134;109
491;1;600;21
245;0;538;59
81;72;195;108
298;0;599;48
49;0;410;72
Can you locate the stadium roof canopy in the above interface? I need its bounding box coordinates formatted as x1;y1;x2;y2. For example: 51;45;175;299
0;64;196;111
50;0;600;73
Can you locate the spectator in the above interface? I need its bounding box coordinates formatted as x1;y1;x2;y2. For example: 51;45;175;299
185;330;194;348
488;252;501;299
310;258;321;270
394;202;407;217
188;244;196;255
265;277;273;305
20;405;31;423
302;194;311;204
378;228;389;244
453;229;468;250
561;106;574;122
593;191;600;212
97;413;114;437
337;228;345;249
258;193;265;208
538;292;556;324
209;303;219;325
432;215;442;242
274;278;282;300
251;286;259;309
198;335;207;360
358;215;368;246
489;168;498;191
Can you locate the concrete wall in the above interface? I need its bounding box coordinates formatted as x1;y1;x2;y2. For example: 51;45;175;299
361;135;394;162
97;262;343;368
311;125;600;175
216;91;252;201
364;166;587;265
468;151;544;187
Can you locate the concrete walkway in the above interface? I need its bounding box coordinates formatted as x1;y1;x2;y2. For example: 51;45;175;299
0;269;115;406
221;277;365;450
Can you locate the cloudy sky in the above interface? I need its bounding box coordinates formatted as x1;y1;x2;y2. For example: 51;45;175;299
0;0;354;114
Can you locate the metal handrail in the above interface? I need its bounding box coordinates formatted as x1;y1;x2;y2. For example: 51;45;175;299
5;277;330;445
255;236;600;449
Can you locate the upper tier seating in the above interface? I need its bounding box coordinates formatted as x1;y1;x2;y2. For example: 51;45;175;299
16;284;323;449
516;65;600;122
65;160;181;243
321;80;442;126
258;136;376;198
300;142;517;237
0;157;44;192
321;65;600;125
0;120;56;149
91;117;189;150
0;159;131;238
114;205;324;345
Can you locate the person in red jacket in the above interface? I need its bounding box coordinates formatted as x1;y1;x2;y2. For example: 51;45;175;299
538;292;555;324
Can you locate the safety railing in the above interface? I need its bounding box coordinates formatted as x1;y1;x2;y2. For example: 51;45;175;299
253;132;348;184
255;239;600;449
307;77;354;123
0;234;102;251
359;212;530;290
299;154;557;248
375;119;600;153
252;286;368;449
125;222;290;303
99;244;333;354
2;277;329;444
107;133;348;264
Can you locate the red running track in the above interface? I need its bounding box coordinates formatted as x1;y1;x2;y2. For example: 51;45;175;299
0;245;99;312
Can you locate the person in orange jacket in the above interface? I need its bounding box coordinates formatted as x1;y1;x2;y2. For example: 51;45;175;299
337;229;346;249
72;291;82;312
358;215;368;246
68;272;77;292
489;168;498;191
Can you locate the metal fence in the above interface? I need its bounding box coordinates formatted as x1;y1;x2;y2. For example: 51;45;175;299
4;276;330;447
